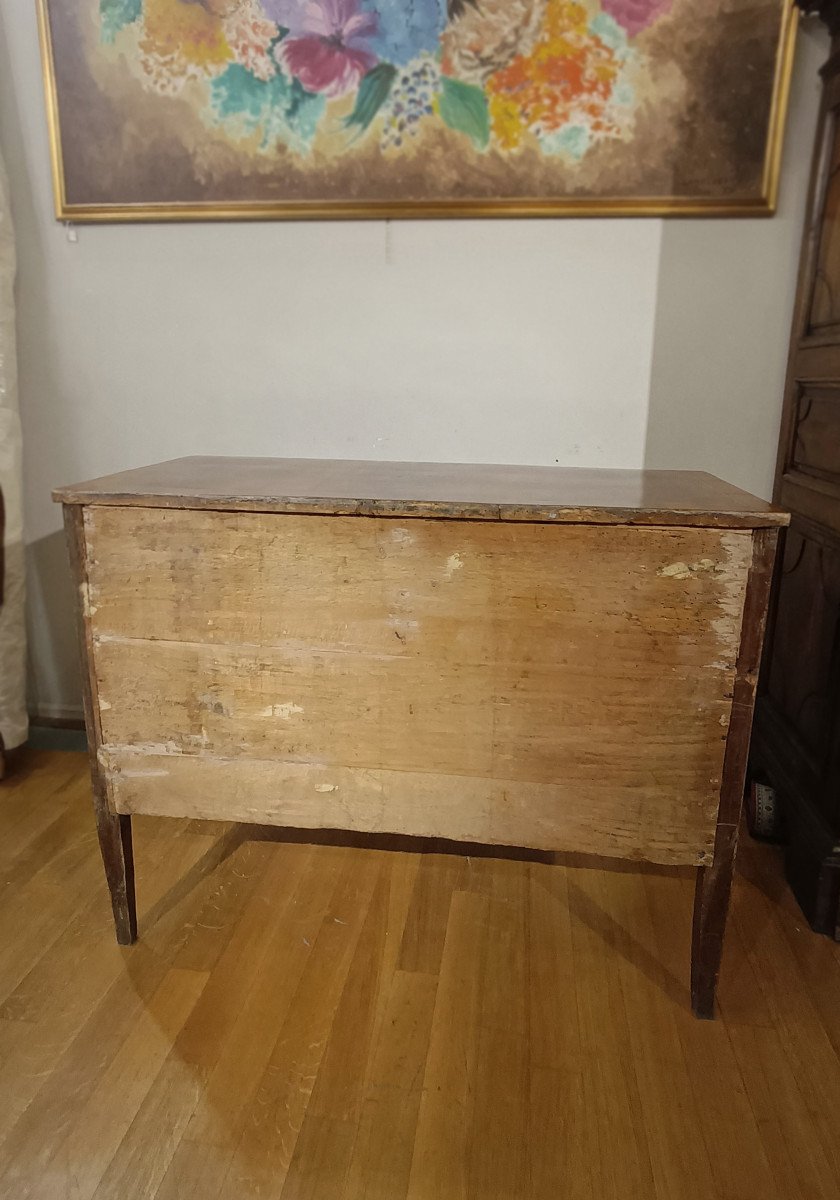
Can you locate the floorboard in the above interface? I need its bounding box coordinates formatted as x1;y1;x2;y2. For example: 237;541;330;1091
1;749;838;1199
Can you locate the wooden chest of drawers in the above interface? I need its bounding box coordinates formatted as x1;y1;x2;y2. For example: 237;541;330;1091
55;458;787;1017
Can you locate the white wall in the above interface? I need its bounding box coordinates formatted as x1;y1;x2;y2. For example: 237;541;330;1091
644;22;827;500
0;2;826;720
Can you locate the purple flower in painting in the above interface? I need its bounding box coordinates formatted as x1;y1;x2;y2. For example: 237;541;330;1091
601;0;673;37
261;0;378;95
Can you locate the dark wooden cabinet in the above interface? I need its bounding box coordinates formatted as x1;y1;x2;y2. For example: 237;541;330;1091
753;1;840;937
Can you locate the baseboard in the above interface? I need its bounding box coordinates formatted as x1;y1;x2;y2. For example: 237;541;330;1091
29;705;85;726
25;724;89;753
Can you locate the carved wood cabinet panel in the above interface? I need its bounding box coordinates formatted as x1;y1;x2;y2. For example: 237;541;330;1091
754;10;840;935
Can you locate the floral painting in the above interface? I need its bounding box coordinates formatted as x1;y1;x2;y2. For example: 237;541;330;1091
39;0;795;218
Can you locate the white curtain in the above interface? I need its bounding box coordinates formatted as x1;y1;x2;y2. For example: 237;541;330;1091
0;150;26;751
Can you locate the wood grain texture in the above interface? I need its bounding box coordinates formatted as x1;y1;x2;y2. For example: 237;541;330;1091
5;748;840;1200
53;456;788;527
63;504;136;944
754;26;840;940
692;528;779;1018
101;754;712;868
84;507;755;867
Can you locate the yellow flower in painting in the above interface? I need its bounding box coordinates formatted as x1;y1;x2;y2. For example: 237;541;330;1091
543;0;589;39
488;92;526;150
141;0;233;70
133;0;281;96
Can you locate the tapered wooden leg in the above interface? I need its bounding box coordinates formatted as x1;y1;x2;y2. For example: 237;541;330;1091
94;809;137;945
691;824;738;1019
64;501;138;945
691;528;780;1019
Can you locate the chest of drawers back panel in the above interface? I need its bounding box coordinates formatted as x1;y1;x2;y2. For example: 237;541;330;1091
55;457;787;1016
85;505;750;866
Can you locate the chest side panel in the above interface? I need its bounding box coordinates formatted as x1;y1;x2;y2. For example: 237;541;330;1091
84;506;752;865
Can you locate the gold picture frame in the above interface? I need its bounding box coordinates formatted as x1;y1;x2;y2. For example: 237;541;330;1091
38;0;798;222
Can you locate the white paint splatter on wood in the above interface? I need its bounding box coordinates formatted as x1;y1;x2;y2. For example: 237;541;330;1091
257;702;304;719
444;553;464;579
658;558;719;581
117;768;170;779
80;581;97;618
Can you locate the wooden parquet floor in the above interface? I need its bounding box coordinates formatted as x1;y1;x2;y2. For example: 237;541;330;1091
1;748;839;1200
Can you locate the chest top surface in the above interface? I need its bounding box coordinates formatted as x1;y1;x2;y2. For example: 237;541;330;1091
53;456;788;529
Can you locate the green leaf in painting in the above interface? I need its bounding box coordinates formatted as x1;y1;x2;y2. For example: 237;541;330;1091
99;0;142;44
345;64;397;133
439;77;490;151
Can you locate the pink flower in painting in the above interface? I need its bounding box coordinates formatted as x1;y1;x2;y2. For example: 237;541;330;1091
601;0;673;37
262;0;378;96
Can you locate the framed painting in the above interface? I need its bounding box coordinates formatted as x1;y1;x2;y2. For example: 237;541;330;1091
37;0;798;221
